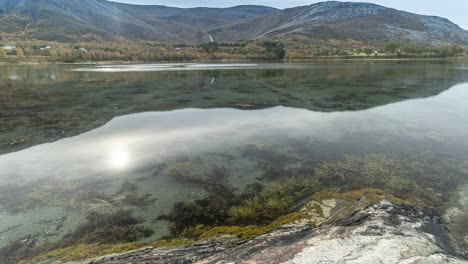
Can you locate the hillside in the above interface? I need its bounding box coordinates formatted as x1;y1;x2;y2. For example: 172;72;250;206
1;0;468;46
211;1;468;46
0;0;276;42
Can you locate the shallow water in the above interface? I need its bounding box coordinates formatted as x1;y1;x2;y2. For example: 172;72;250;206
0;62;467;260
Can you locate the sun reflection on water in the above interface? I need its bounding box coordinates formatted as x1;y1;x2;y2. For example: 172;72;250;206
108;149;131;170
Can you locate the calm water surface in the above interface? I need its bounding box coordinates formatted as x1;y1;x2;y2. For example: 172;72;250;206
0;62;467;259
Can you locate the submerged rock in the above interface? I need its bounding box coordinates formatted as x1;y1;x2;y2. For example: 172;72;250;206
64;199;466;264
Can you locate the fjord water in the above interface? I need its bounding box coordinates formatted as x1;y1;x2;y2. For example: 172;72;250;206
0;62;467;257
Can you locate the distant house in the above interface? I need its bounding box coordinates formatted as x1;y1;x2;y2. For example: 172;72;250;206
1;45;16;50
75;47;88;52
38;45;51;50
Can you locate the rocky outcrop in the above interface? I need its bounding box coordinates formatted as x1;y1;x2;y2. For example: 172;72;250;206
68;198;467;264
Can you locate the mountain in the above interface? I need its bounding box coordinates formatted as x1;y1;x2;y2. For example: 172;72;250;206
210;1;468;45
0;0;277;42
1;0;468;46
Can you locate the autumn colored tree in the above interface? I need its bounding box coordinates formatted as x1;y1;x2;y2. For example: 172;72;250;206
15;47;24;57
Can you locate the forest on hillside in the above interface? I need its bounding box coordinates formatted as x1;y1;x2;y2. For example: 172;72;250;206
1;37;466;62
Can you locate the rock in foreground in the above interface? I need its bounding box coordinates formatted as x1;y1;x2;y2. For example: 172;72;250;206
70;199;466;264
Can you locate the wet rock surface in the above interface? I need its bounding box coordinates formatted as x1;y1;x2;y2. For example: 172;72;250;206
66;199;467;264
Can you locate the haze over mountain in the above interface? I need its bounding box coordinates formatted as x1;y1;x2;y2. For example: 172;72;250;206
1;0;467;46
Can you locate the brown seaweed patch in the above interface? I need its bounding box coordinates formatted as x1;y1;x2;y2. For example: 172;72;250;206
314;154;467;208
158;177;320;240
150;239;196;248
20;243;143;264
313;188;409;206
5;210;153;264
0;236;37;264
61;210;153;245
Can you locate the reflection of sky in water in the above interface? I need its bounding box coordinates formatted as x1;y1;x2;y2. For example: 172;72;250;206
1;83;467;186
4;68;58;81
8;74;20;81
70;63;321;72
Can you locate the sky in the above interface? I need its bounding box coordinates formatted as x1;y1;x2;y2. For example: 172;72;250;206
110;0;468;30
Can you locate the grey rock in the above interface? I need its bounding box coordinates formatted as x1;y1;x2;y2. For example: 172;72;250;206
68;199;467;264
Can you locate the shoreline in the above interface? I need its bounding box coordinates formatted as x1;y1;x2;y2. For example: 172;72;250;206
1;56;468;65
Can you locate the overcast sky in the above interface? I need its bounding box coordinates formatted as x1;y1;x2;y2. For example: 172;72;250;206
110;0;468;30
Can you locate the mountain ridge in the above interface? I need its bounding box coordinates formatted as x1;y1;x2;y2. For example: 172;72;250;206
0;0;467;46
209;1;468;45
0;0;277;42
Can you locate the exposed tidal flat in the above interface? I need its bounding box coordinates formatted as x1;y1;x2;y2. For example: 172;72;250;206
0;62;467;263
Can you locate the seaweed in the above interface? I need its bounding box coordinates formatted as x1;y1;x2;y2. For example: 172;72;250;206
150;239;196;248
230;178;319;225
312;188;409;206
203;166;232;192
314;154;467;208
21;243;144;264
123;193;158;209
10;210;152;263
179;211;308;241
163;161;232;192
0;236;37;264
61;210;153;245
158;177;319;238
257;163;294;181
157;185;239;235
116;180;138;195
163;161;201;183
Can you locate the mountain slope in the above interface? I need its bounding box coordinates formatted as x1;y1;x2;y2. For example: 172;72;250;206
0;0;178;41
210;1;468;46
0;0;277;42
112;3;277;42
0;0;467;46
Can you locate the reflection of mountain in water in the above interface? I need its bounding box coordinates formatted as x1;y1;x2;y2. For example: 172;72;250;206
1;62;468;154
2;82;468;186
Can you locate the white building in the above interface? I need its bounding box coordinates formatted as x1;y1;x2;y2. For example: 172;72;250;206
39;45;52;50
1;45;16;50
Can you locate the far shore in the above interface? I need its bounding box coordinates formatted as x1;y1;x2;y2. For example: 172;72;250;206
1;55;468;66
